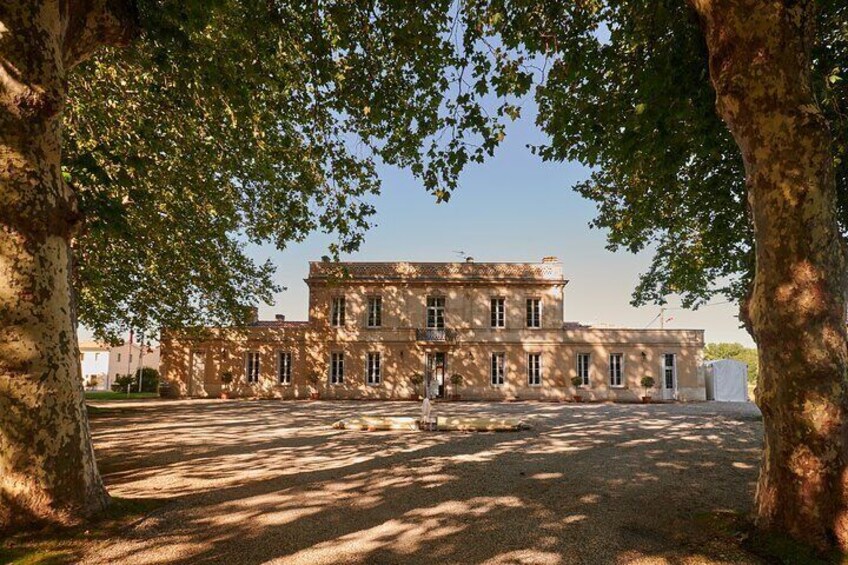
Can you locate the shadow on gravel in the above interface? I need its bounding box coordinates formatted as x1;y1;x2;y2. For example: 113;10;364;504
82;400;768;564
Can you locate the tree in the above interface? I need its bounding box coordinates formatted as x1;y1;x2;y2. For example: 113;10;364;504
704;343;759;385
0;0;525;530
483;0;847;550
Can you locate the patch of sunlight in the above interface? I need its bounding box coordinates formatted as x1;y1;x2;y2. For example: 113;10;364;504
530;472;563;480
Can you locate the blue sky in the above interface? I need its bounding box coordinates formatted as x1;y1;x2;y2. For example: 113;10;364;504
253;105;755;347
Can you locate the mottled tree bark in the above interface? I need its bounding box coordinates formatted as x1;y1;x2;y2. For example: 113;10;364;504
0;0;135;530
692;0;848;551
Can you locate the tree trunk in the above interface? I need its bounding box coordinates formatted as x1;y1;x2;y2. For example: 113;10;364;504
692;0;848;551
0;1;135;530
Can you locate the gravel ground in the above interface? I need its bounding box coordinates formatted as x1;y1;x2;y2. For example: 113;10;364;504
81;400;764;565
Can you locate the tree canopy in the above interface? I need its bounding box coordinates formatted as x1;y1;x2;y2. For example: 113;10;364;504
704;342;759;384
67;0;847;341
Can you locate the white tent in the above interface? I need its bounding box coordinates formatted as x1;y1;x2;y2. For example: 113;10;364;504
704;359;749;402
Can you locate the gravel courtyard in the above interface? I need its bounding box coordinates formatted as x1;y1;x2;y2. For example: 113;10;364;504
82;400;763;564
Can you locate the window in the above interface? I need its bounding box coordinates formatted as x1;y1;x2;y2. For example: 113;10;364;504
330;352;344;384
663;353;676;389
117;353;122;362
331;296;346;327
426;296;445;329
490;297;505;328
527;353;541;386
366;352;381;385
609;353;623;387
526;298;541;328
129;354;133;363
367;296;382;327
246;351;260;383
491;352;506;386
278;351;292;385
577;353;590;386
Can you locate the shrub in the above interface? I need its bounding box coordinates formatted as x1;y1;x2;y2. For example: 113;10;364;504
449;373;463;387
570;375;583;387
111;367;159;393
221;371;234;385
640;375;656;390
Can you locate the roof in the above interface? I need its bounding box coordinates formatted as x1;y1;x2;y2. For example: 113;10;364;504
250;321;310;328
307;259;565;283
78;341;109;351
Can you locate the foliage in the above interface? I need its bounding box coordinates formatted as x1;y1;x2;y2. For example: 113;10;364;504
410;373;425;388
476;0;847;309
306;372;322;386
640;375;655;390
450;373;464;387
705;343;759;384
110;367;159;393
220;371;234;385
570;375;583;387
66;0;530;340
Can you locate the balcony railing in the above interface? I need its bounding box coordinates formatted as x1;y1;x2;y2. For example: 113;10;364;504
416;328;457;342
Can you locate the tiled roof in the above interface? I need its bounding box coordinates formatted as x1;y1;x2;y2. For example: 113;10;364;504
250;320;310;328
308;259;564;282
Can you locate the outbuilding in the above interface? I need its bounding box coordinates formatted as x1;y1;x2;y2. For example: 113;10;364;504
704;359;749;402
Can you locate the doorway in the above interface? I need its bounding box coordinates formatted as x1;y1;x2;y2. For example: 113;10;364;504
661;353;676;401
190;350;206;397
425;352;447;399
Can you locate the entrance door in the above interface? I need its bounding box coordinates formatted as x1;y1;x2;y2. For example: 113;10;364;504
661;353;676;400
425;352;447;399
190;350;206;397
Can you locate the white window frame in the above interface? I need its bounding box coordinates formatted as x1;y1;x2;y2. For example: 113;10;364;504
609;353;624;387
662;353;677;390
277;351;292;385
490;297;505;328
367;296;382;328
245;351;260;384
527;353;542;386
331;296;346;327
526;298;542;328
577;353;591;387
366;352;381;385
426;296;445;329
330;352;344;385
491;352;506;386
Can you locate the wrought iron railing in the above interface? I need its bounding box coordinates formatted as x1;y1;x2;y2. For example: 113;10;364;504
415;328;457;342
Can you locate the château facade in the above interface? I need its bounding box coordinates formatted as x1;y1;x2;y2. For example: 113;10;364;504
161;258;707;401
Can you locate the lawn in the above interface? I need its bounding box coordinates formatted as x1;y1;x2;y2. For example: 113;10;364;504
84;391;159;401
3;400;805;564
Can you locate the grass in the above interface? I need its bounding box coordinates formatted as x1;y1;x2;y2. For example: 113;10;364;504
0;498;166;565
84;391;158;401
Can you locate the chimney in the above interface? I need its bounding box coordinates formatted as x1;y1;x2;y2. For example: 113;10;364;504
465;256;474;263
275;314;286;322
542;256;560;263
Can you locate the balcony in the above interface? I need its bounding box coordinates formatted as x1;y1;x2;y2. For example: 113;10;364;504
416;328;458;343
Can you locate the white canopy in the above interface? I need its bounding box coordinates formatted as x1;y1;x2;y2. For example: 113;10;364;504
705;359;749;402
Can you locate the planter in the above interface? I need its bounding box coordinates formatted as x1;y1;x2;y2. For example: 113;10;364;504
573;395;583;403
220;392;230;399
310;392;320;400
641;396;652;404
449;394;461;401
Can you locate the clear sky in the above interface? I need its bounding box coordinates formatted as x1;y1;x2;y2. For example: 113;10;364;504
251;104;755;347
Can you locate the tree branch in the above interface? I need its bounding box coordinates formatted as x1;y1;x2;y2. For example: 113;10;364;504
63;0;139;68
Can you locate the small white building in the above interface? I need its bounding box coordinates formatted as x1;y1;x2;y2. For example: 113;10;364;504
704;359;749;402
79;341;110;390
108;342;160;384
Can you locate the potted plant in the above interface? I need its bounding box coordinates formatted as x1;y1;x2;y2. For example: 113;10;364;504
449;373;463;400
571;375;584;402
307;371;321;400
220;371;233;399
409;373;425;400
640;375;655;403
